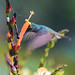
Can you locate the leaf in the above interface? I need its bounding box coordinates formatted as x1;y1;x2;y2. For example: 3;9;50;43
58;29;69;36
56;71;64;75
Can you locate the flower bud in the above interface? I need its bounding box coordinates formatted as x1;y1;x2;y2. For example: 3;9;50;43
10;16;16;27
6;2;11;16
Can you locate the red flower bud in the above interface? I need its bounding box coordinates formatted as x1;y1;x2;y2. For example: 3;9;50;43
11;45;20;55
7;31;14;43
10;16;16;27
16;45;20;51
6;3;11;16
16;62;19;69
12;45;16;52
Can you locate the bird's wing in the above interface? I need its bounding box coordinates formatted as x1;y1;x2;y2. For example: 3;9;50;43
23;32;36;40
23;24;42;40
26;30;54;51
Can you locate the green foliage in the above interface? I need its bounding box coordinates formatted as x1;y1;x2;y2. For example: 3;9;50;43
58;29;69;36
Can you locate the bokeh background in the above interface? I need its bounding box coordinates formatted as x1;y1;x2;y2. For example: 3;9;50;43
0;0;75;75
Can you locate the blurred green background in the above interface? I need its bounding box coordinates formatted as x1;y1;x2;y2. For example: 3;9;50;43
0;0;75;75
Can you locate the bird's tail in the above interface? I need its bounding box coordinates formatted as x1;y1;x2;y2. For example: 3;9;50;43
61;35;71;41
55;33;71;41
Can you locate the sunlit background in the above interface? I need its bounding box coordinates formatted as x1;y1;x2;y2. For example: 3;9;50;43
0;0;75;75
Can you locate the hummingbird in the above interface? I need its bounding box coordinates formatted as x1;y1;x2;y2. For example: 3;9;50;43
24;22;71;51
